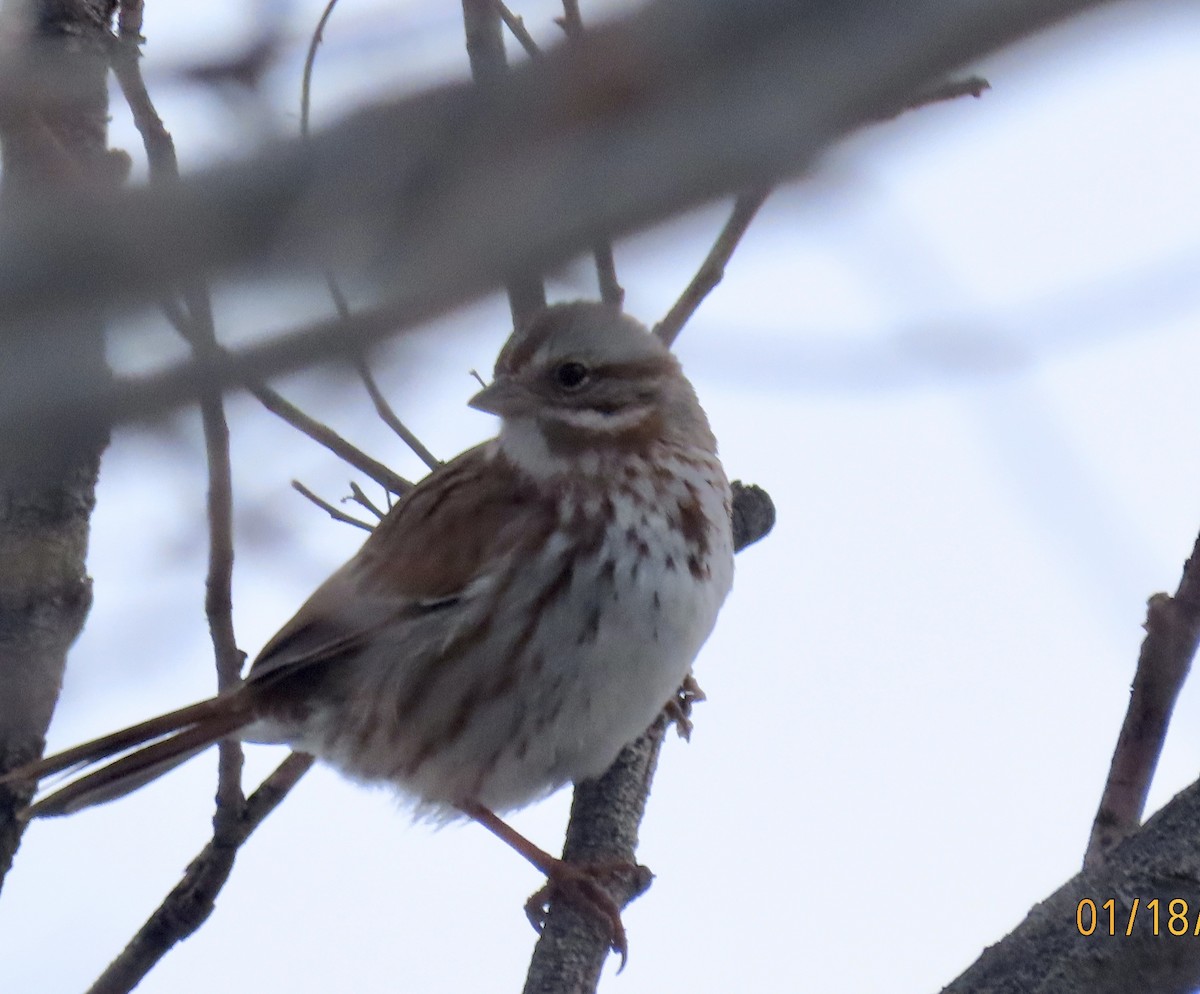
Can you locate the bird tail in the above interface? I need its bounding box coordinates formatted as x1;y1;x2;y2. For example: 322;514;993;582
0;693;255;819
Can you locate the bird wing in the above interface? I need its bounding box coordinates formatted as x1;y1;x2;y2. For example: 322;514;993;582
247;441;555;685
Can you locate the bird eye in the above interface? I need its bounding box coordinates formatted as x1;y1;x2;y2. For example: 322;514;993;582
553;361;590;391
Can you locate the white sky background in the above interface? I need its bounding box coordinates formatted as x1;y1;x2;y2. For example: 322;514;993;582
3;1;1200;991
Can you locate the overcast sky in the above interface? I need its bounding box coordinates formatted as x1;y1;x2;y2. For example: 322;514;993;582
4;2;1200;993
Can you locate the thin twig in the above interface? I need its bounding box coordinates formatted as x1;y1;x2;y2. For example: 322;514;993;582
86;754;315;994
248;381;412;495
96;18;299;992
300;0;342;138
654;188;769;347
356;360;441;471
155;281;407;496
1084;529;1200;867
652;72;991;348
303;0;439;481
292;480;374;532
347;480;386;520
495;0;540;58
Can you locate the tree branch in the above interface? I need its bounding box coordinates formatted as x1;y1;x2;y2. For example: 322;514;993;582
462;0;546;326
1085;531;1200;866
86;753;315;994
0;0;112;892
0;0;1120;441
654;188;769;346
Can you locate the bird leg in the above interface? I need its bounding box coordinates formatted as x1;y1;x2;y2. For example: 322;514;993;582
460;801;648;968
663;673;707;740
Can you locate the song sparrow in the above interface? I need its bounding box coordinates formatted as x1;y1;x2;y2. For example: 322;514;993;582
2;301;735;959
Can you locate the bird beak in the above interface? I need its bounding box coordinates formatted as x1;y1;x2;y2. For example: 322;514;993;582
468;377;529;417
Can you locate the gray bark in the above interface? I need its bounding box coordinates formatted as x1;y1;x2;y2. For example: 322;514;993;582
0;0;114;889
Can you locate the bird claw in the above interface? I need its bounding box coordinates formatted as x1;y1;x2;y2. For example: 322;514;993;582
524;859;652;971
663;674;707;740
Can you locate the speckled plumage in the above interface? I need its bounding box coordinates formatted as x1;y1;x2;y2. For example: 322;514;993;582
6;303;734;828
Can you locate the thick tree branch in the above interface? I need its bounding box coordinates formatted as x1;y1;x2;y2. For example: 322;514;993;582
0;0;112;892
944;773;1200;994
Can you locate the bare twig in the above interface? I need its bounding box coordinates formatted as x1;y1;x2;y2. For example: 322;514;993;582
110;9;250;988
462;0;546;327
524;483;774;990
156;281;407;496
303;0;439;482
495;0;540;58
356;360;441;471
86;754;315;994
651;73;989;348
1084;530;1200;867
301;0;342;138
654;188;769;347
347;480;386;520
292;480;374;532
247;381;411;496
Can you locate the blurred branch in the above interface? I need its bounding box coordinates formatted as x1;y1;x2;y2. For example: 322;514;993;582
557;0;623;307
462;0;546;326
0;0;1120;436
1085;532;1200;867
881;73;990;120
652;71;988;346
105;8;251;989
524;482;775;990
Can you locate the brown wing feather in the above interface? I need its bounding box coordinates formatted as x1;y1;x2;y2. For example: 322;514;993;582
249;443;556;681
352;442;554;599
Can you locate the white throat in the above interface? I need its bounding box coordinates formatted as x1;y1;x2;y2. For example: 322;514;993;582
491;416;598;478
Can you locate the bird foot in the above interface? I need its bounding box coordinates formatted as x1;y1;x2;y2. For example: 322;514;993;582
663;674;706;740
524;858;653;970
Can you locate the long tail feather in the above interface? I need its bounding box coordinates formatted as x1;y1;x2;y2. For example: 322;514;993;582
1;694;256;819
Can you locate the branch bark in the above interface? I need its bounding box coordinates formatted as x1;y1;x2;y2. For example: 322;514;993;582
0;0;114;892
1085;531;1200;866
